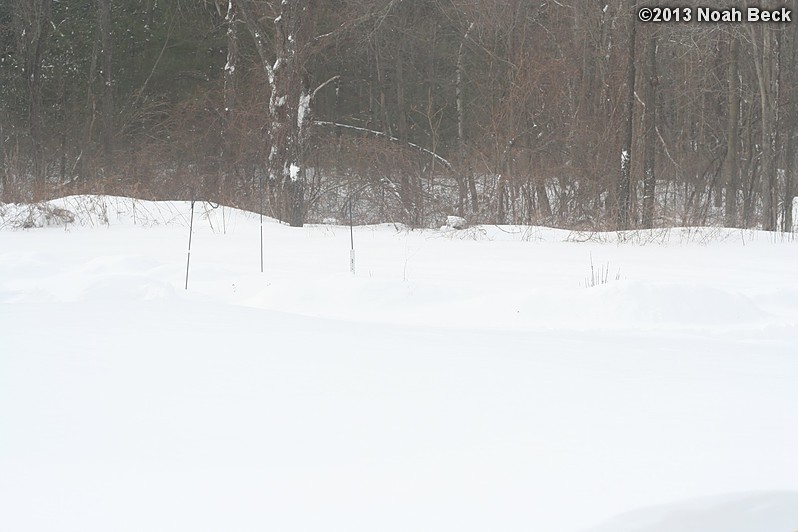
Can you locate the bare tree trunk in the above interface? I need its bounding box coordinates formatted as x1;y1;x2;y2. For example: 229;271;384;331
58;76;67;184
394;39;416;222
618;0;637;229
750;24;778;230
741;106;757;227
374;49;393;138
456;22;474;216
395;42;408;144
786;108;796;232
723;36;740;228
238;0;316;226
20;0;53;191
784;0;797;231
497;174;507;225
536;181;551;219
271;1;313;227
642;28;657;229
97;0;113;165
0;122;8;201
221;0;240;198
80;20;100;184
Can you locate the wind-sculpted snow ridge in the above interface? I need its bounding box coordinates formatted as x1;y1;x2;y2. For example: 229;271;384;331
583;491;798;532
258;275;784;333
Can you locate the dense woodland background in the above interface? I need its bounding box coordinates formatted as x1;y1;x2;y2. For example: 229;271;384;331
1;0;796;230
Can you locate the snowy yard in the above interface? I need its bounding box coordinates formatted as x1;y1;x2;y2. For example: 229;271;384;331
1;196;797;532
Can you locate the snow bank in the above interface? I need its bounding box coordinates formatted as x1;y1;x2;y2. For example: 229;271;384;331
1;195;271;229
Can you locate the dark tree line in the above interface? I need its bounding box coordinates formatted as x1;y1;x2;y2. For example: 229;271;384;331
1;0;796;230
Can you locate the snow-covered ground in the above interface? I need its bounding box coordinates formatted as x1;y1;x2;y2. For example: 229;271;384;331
1;196;797;532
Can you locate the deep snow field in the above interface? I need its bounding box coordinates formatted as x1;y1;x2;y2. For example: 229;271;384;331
1;196;797;532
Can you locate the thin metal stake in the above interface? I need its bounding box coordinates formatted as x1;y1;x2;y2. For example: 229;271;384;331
185;198;196;290
259;173;264;273
349;196;355;275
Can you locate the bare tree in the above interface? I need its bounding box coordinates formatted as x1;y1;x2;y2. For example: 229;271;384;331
618;0;637;229
748;22;779;230
785;0;798;231
16;0;52;190
641;25;657;229
236;0;321;226
97;0;113;164
723;35;741;228
455;21;474;215
219;0;240;199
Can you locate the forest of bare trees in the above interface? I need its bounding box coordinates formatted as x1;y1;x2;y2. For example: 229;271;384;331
1;0;796;230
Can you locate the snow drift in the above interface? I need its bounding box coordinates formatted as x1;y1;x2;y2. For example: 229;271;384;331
1;196;797;532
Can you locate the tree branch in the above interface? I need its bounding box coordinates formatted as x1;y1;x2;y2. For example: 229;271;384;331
314;121;454;171
311;75;339;100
